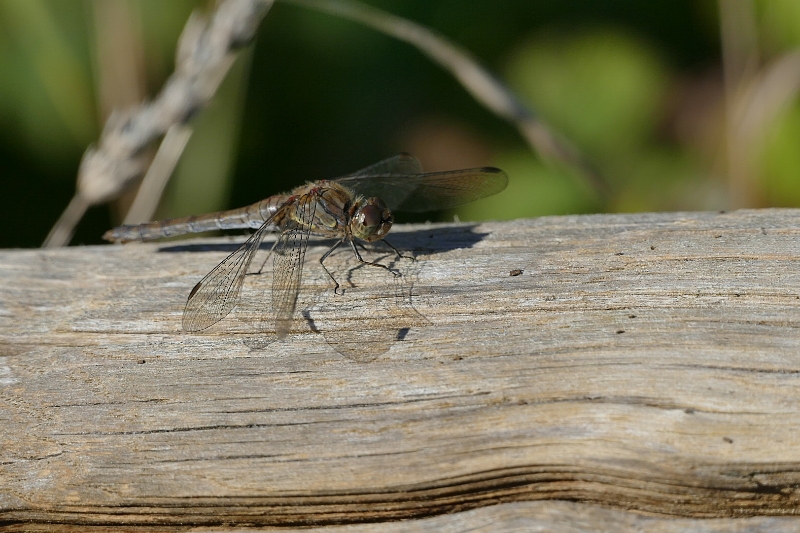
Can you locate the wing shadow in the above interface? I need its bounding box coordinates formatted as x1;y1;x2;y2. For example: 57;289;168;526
300;252;429;362
152;225;489;359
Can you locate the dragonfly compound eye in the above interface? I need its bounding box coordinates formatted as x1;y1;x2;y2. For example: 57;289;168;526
352;198;393;241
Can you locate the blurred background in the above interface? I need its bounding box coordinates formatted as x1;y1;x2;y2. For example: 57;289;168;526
1;0;800;248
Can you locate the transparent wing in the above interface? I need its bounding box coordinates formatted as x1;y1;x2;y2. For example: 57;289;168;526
344;152;423;178
271;196;316;339
334;167;508;212
182;218;274;332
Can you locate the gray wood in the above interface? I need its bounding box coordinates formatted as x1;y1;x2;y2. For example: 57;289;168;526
3;209;800;530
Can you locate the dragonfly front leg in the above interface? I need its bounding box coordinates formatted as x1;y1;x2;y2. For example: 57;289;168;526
320;239;345;294
380;238;415;261
349;239;401;278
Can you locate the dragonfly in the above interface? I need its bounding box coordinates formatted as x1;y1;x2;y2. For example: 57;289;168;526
104;154;508;338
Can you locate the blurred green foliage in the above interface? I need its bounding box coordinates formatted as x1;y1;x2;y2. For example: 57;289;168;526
1;0;799;248
762;104;800;206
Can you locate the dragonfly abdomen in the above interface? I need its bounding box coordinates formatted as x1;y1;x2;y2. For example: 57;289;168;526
103;198;283;243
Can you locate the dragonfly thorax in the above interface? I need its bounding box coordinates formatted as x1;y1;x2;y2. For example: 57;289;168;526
350;197;393;242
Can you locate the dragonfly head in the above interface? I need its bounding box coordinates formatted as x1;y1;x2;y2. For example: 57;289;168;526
351;197;393;242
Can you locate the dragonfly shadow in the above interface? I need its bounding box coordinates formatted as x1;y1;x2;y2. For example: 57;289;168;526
300;253;430;362
294;225;493;361
383;224;489;255
154;224;489;256
156;237;277;254
155;224;490;359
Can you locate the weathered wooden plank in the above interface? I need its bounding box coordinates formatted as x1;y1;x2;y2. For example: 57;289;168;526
5;502;800;533
3;209;800;530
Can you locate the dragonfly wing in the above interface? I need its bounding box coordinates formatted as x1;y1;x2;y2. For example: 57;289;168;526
182;220;273;332
335;167;508;212
271;197;316;339
343;153;423;178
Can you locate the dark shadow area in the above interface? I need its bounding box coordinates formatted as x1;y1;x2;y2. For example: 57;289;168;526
154;224;487;255
381;224;487;255
301;309;320;334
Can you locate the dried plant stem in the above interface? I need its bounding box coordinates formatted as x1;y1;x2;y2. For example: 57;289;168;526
44;0;273;247
737;50;800;140
719;0;761;208
42;195;91;248
123;124;194;225
718;0;800;209
282;0;607;196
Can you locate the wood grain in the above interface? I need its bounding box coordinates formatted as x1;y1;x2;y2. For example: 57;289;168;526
3;209;800;530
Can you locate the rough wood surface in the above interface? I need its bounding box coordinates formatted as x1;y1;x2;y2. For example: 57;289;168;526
3;209;800;530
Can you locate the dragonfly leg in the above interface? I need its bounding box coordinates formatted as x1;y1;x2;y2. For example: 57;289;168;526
320;239;344;294
380;238;415;261
354;239;413;262
349;239;401;277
